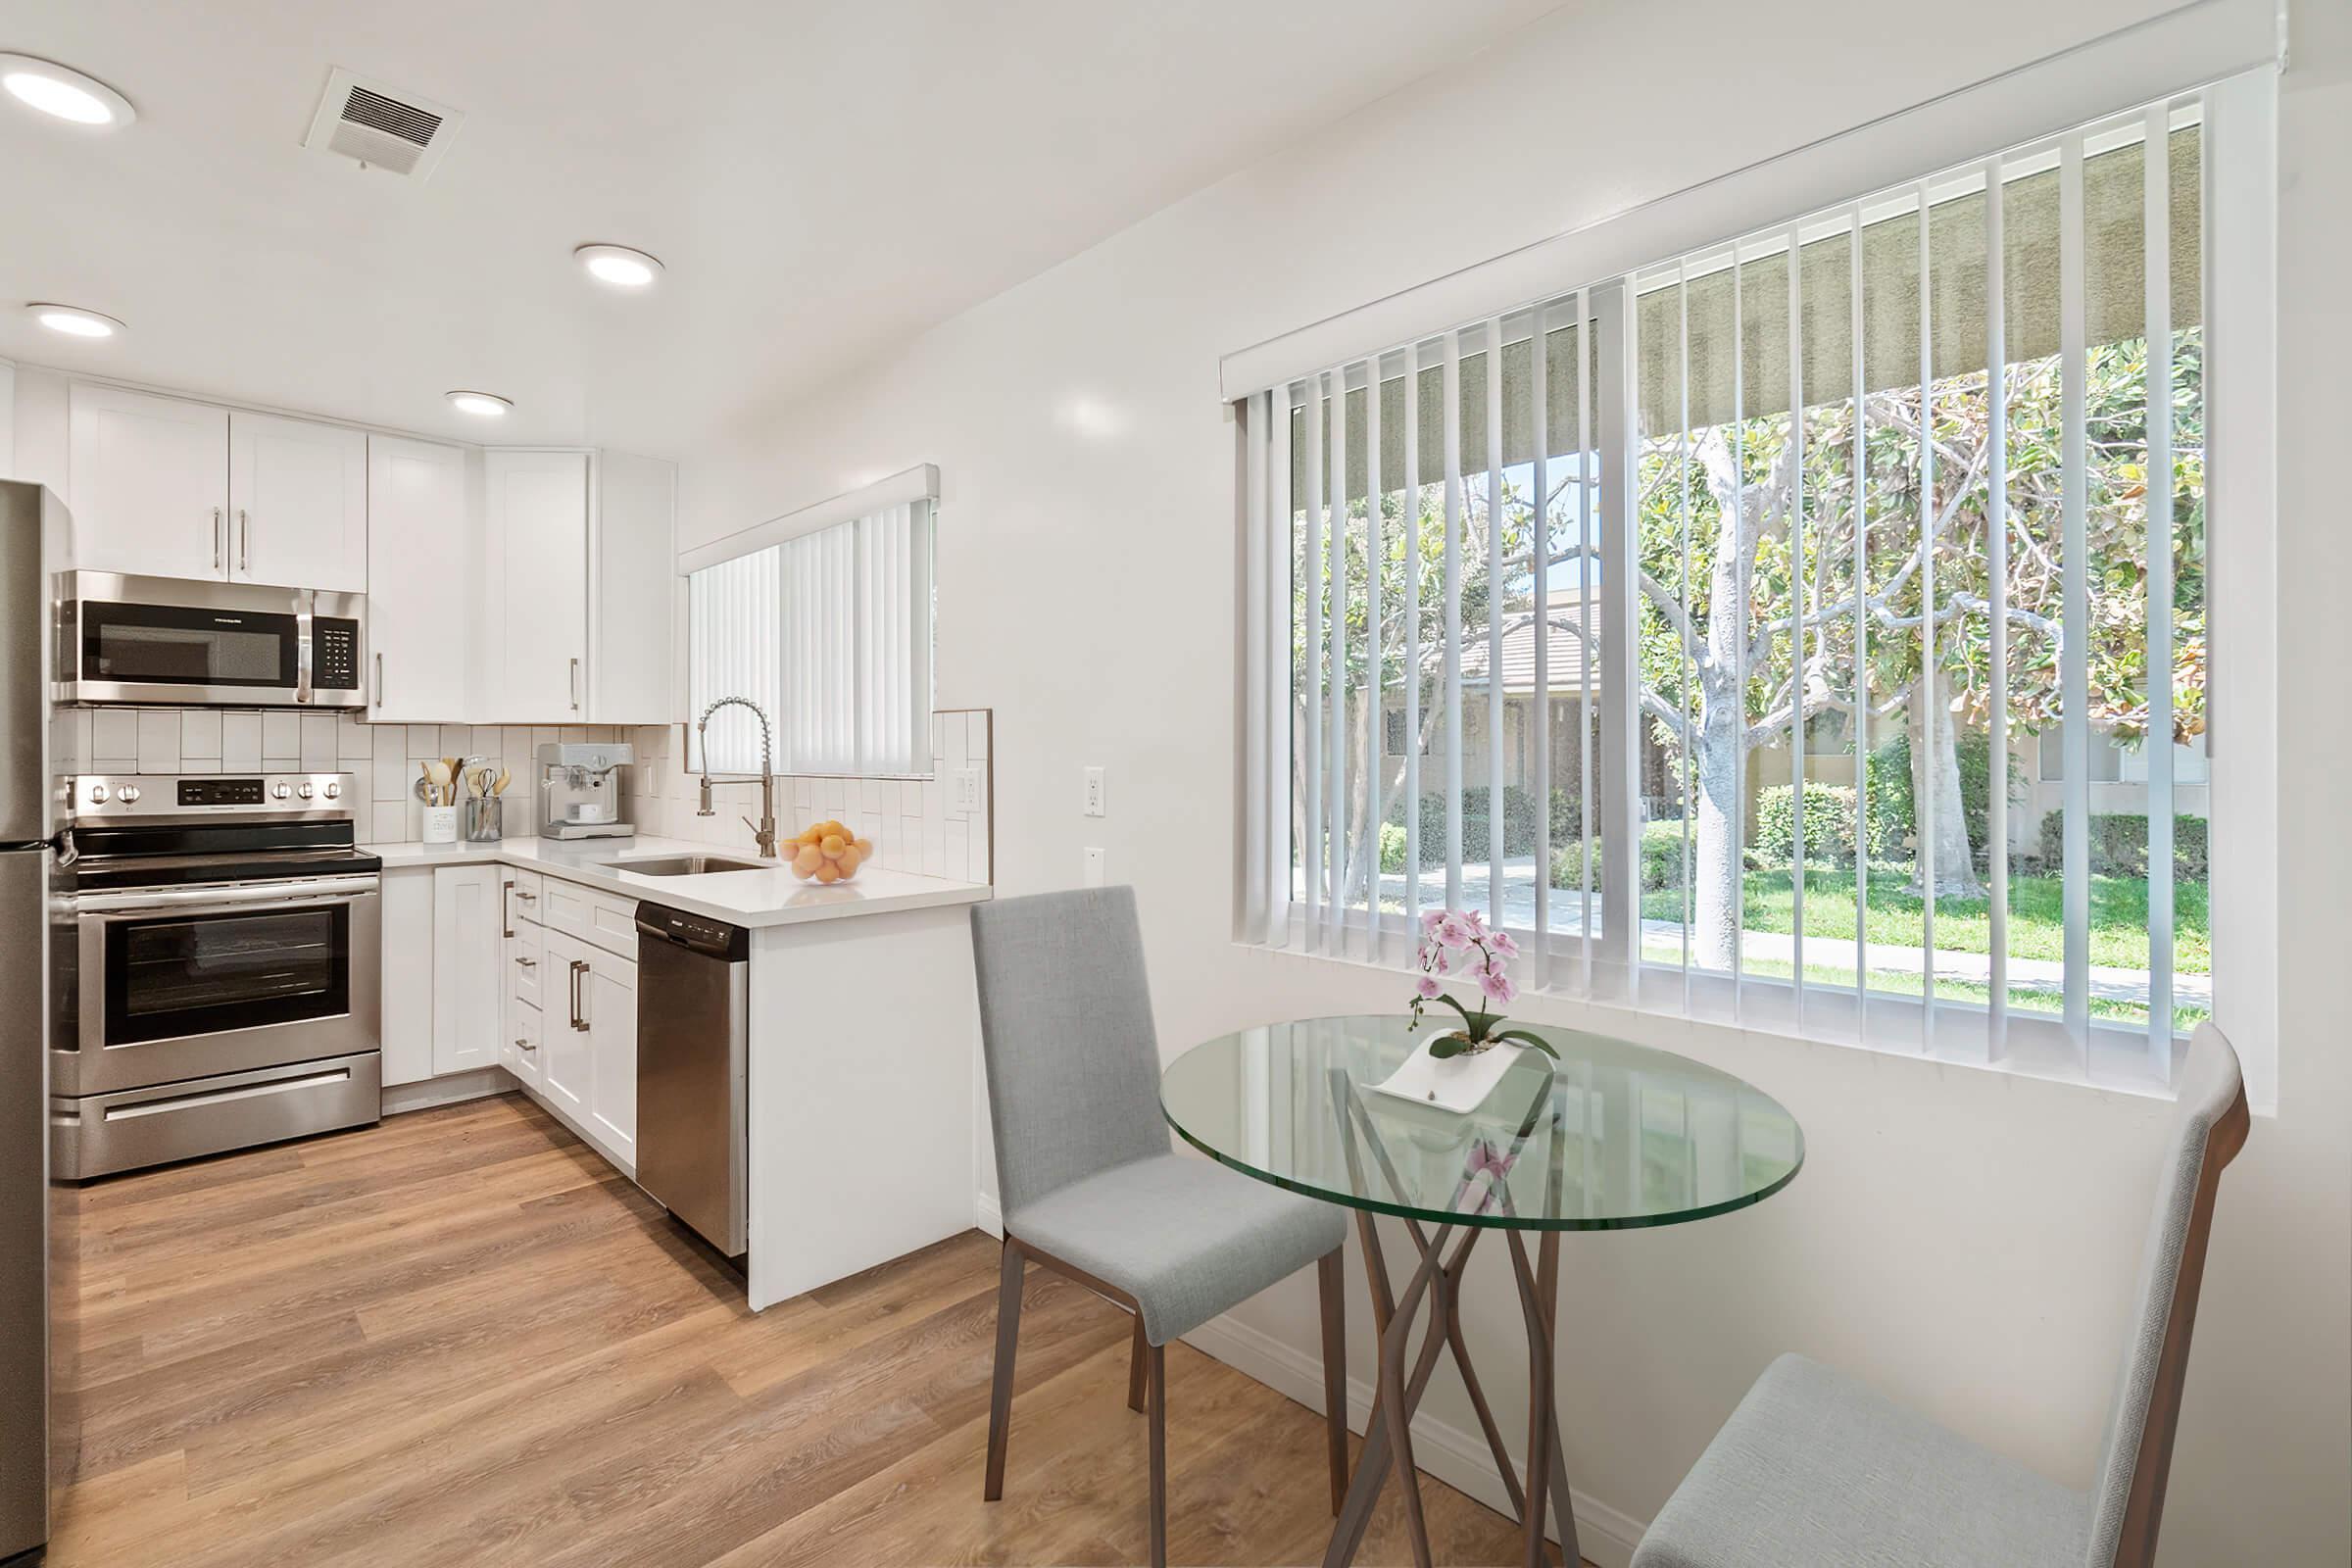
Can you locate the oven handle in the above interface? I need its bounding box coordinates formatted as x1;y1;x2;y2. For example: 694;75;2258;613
74;875;381;916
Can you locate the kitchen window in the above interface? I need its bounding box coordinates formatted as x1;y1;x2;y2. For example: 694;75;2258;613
1236;76;2276;1095
682;467;937;777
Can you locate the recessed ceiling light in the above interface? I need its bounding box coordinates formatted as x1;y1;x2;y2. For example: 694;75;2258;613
25;303;123;339
445;390;513;417
574;243;663;289
0;55;135;127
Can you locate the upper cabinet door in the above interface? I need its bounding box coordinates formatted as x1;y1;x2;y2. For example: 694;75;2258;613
228;411;368;591
67;383;230;580
589;451;679;724
483;450;589;721
366;436;470;722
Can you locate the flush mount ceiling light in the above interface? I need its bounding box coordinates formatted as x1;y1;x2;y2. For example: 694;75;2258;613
445;390;513;417
573;243;663;289
25;303;124;338
0;54;135;127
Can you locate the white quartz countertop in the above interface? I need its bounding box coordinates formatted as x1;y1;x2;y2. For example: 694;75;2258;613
363;833;991;929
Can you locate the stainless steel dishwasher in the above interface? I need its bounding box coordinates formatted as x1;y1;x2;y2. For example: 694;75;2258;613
634;902;750;1257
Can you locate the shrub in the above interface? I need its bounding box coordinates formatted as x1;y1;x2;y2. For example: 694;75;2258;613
1751;783;1860;868
1550;821;1687;894
2034;812;2209;881
1378;820;1407;874
1396;787;1572;867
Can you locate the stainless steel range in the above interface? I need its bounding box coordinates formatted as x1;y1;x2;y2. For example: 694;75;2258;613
52;770;383;1180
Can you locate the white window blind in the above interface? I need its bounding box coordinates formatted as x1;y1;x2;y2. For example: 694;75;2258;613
687;489;935;777
1239;78;2275;1095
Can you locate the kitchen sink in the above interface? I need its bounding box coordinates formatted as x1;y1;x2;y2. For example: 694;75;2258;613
608;854;771;877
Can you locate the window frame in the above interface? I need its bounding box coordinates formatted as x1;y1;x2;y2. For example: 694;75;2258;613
1235;72;2278;1106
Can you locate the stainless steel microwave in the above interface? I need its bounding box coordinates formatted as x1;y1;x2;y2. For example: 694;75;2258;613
55;573;367;708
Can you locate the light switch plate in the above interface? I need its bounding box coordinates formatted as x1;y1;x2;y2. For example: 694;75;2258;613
1083;847;1106;887
1083;765;1105;817
953;766;981;814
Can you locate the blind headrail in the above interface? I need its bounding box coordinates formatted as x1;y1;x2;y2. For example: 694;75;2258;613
679;463;941;574
1216;0;2279;402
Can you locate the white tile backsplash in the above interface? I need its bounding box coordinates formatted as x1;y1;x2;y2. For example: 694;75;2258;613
261;712;300;764
221;711;262;771
180;710;221;760
623;708;993;884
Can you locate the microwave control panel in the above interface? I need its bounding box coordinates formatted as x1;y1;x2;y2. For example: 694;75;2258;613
313;619;360;692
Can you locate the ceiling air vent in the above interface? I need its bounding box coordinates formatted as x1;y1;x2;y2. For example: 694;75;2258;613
303;68;463;180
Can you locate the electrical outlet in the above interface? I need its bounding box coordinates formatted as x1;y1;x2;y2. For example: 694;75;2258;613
1083;847;1107;887
953;765;981;814
1082;765;1105;817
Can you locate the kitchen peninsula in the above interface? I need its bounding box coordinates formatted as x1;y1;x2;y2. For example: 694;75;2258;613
370;832;990;1310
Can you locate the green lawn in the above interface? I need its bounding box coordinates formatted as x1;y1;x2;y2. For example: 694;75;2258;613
1645;945;2210;1032
1641;866;2210;974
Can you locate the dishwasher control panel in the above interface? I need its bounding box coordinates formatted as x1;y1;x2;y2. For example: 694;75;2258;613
634;903;750;959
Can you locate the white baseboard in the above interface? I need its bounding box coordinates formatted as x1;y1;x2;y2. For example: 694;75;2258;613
381;1067;512;1116
978;1190;1644;1564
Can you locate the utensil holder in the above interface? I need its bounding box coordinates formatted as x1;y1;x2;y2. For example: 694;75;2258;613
465;799;503;843
421;805;459;846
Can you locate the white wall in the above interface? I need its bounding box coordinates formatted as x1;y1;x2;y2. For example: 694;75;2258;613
676;2;2352;1559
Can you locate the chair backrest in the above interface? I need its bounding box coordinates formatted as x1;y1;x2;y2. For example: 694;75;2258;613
969;886;1171;1220
2085;1022;2250;1567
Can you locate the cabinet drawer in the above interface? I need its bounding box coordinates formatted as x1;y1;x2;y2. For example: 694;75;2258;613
541;874;637;960
504;999;543;1087
505;869;546;929
508;925;546;1012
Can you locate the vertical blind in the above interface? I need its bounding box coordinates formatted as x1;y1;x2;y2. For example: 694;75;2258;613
1240;89;2245;1091
688;498;936;776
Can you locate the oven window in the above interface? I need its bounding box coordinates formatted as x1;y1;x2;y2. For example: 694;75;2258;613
83;602;299;689
104;904;351;1046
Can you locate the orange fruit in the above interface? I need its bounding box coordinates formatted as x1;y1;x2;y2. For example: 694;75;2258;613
820;833;845;857
793;845;824;875
853;837;874;858
836;846;861;874
814;861;842;884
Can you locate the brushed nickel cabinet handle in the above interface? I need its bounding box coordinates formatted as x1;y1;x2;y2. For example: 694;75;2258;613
502;878;515;939
237;508;250;573
374;652;385;710
568;656;581;711
212;507;223;572
514;956;537;969
514;1036;537;1054
568;958;588;1030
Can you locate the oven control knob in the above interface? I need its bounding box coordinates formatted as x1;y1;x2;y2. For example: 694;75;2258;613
323;781;341;800
271;782;291;800
86;784;108;805
118;785;140;804
297;782;317;801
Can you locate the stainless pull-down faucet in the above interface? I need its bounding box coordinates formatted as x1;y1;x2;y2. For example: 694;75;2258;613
695;696;779;858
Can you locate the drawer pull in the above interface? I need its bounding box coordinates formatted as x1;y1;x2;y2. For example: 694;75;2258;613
514;1037;537;1054
514;956;538;969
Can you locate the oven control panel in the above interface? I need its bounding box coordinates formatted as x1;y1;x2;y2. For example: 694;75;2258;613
66;773;353;820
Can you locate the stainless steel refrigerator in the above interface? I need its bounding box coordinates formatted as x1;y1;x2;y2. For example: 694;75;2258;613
1;478;73;1564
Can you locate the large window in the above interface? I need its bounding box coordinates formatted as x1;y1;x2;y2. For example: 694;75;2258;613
1240;87;2271;1091
685;473;936;777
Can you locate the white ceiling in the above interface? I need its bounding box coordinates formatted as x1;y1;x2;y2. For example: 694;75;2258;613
0;0;1556;457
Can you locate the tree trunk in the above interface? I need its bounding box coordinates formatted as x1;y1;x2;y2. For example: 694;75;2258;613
1691;671;1743;971
1905;666;1985;900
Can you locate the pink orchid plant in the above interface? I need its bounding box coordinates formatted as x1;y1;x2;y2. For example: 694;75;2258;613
1408;908;1558;1060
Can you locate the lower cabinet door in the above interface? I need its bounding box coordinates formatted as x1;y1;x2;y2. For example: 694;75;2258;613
584;950;637;1162
431;865;501;1075
540;930;593;1121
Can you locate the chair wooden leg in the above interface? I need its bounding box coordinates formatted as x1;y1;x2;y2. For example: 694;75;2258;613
1127;1312;1149;1413
1317;1247;1348;1515
984;1242;1024;1502
1147;1342;1168;1568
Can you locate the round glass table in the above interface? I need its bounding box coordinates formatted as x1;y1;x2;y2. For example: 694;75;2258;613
1159;1015;1803;1568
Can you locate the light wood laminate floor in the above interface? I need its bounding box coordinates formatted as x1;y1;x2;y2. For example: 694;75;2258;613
53;1094;1566;1566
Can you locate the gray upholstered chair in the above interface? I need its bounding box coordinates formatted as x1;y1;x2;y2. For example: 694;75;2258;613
971;887;1349;1567
1633;1022;2250;1568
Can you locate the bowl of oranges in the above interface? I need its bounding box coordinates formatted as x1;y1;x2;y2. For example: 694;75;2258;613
787;820;874;884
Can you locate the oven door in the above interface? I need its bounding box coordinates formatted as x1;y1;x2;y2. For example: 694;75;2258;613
58;875;381;1096
60;573;307;706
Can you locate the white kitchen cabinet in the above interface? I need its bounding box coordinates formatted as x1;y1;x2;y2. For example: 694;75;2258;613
580;946;637;1163
502;993;543;1089
229;410;368;590
481;449;589;720
366;435;471;721
377;867;436;1087
540;927;596;1122
430;865;502;1075
588;450;678;724
66;382;229;579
